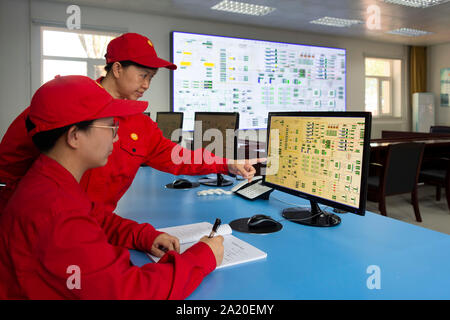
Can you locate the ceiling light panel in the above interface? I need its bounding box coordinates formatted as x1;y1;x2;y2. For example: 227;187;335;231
387;27;434;36
211;0;276;16
382;0;450;8
309;17;364;28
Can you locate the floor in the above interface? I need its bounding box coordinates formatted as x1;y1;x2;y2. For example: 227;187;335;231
365;184;450;235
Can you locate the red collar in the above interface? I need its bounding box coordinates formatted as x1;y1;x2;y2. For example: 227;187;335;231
33;154;85;196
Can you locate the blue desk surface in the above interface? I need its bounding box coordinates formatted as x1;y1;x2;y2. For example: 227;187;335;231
116;168;450;300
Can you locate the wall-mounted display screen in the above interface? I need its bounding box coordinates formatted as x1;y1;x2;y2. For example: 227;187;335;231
172;31;346;130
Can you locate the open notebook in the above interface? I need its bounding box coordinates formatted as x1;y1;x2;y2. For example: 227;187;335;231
147;222;267;269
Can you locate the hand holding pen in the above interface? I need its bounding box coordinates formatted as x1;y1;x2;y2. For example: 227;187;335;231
208;218;221;238
200;218;224;266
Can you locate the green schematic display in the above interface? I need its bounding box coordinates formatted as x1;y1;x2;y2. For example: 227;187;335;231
266;116;366;208
172;32;346;131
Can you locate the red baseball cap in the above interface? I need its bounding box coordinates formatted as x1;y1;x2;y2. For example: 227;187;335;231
28;75;148;136
105;33;177;70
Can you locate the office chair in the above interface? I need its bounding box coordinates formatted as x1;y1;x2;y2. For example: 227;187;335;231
430;126;450;134
417;125;450;209
419;158;450;211
367;142;425;222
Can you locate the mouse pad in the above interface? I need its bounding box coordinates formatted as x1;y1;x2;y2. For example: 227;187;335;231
229;218;283;234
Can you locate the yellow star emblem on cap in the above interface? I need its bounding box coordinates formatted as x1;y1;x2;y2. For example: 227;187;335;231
147;40;153;47
130;133;139;141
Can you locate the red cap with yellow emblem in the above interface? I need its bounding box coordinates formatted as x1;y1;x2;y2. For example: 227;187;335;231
105;33;177;70
28;75;148;137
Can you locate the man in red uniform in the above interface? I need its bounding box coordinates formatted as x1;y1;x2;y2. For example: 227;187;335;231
0;75;224;299
0;33;261;212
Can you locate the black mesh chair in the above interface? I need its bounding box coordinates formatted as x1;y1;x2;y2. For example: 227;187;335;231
367;142;425;222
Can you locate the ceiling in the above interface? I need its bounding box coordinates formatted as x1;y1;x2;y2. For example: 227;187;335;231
38;0;450;46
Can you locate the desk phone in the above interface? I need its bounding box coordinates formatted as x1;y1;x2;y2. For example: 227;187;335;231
231;176;274;200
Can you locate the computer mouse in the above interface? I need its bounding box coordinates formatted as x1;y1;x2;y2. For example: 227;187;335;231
172;178;193;189
247;214;279;229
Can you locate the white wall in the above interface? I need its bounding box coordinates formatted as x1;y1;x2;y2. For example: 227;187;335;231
0;0;31;139
428;42;450;125
1;0;411;140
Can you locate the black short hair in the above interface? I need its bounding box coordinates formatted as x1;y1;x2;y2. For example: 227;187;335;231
104;60;158;73
26;117;94;153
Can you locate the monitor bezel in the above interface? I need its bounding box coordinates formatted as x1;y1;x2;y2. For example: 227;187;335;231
263;111;372;216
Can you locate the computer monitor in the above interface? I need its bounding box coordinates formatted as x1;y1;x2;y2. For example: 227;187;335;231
263;111;372;227
156;112;184;143
194;112;239;187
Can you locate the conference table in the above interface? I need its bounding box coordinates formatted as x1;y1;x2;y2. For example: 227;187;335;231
116;167;450;300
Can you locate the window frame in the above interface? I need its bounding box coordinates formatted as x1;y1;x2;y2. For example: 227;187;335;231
364;57;401;120
365;74;393;117
39;26;120;85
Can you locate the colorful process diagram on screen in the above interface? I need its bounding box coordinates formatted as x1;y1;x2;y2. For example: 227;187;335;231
265;116;365;208
172;31;346;130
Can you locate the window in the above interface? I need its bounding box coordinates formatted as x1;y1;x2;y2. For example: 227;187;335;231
41;27;119;84
365;57;402;118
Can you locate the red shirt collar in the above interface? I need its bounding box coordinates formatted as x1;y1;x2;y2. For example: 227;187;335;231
33;154;85;196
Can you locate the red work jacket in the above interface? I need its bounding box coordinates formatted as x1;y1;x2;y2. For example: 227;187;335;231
0;82;229;212
0;154;216;299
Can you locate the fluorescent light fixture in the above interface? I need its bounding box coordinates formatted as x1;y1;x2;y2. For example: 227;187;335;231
309;17;364;28
211;0;275;16
387;27;434;36
382;0;450;8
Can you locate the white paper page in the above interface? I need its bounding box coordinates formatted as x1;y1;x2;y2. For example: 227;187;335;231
148;234;267;269
218;234;267;269
157;222;232;245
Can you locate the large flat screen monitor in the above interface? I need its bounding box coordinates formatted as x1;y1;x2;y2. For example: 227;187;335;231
263;111;371;227
172;31;346;131
194;112;239;186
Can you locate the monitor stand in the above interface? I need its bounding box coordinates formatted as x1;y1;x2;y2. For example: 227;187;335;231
198;173;233;187
282;200;341;227
333;208;348;214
